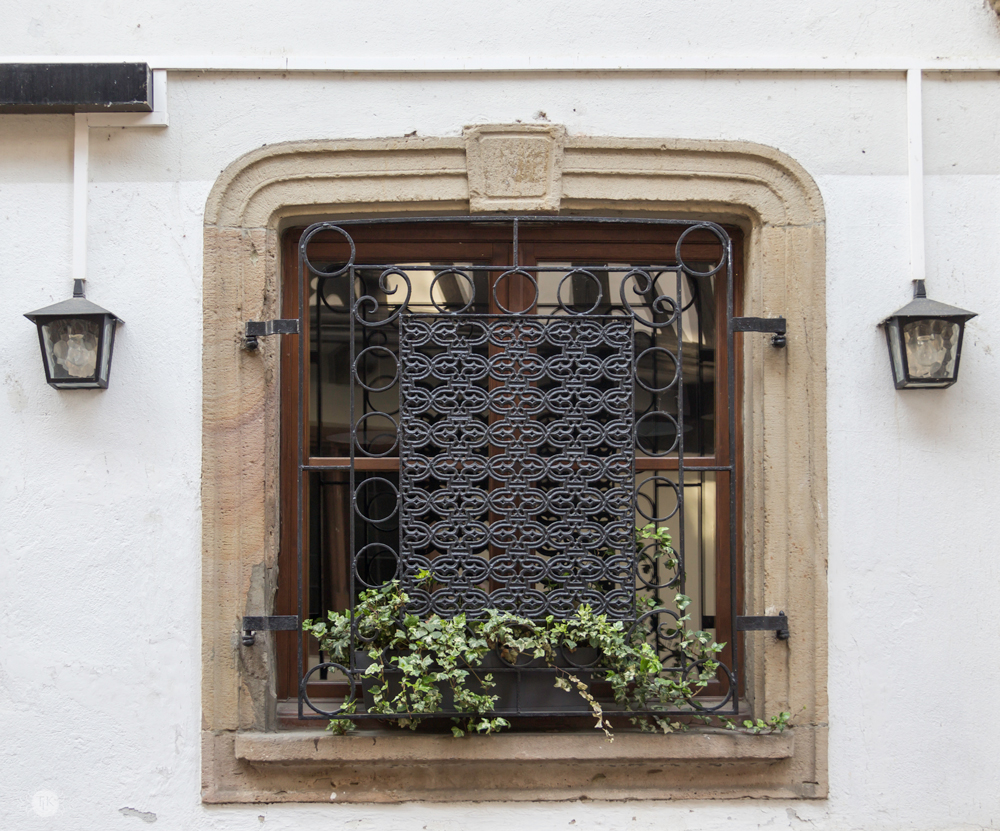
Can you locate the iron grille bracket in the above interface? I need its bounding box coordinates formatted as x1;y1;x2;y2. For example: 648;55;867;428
737;612;790;640
730;316;787;348
244;318;300;350
241;615;299;646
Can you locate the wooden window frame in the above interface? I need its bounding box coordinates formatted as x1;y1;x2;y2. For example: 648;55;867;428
275;220;745;717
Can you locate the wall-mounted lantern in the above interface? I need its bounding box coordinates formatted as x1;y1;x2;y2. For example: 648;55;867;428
880;280;976;389
24;279;123;389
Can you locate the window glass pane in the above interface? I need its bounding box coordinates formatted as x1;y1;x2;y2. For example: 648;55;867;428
635;471;717;637
537;261;716;456
310;263;493;456
307;470;401;617
309;264;352;456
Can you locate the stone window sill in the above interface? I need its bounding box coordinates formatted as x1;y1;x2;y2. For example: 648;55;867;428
215;729;798;803
236;728;794;765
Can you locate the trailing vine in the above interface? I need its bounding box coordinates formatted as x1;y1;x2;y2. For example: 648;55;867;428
304;526;786;737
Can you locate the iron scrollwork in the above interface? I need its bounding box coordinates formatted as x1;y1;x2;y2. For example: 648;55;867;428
296;217;739;720
398;314;636;619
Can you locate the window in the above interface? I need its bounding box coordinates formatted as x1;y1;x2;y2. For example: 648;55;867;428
275;217;745;724
201;129;827;802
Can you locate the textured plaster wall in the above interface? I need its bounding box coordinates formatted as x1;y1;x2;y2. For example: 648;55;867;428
2;0;1000;59
2;1;1000;828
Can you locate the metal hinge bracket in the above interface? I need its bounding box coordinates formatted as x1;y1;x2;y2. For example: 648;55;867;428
730;316;787;348
241;615;299;646
736;612;790;640
243;318;300;350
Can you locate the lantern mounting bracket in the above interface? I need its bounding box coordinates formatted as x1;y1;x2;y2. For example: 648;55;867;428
730;316;787;347
244;318;300;350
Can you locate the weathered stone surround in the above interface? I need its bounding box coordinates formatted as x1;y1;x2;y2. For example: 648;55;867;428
202;126;828;802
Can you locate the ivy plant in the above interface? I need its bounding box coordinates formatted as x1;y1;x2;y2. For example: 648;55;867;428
304;525;736;738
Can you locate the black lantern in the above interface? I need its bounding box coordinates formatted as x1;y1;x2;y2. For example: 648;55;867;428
880;280;976;389
24;279;123;389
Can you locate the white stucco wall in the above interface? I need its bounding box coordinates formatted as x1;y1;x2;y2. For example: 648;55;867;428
2;2;1000;829
4;0;1000;61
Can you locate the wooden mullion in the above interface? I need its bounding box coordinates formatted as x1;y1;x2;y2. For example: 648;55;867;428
307;456;399;471
732;232;746;697
635;456;726;470
277;232;303;701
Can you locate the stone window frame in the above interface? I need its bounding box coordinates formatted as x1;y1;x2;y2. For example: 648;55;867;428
201;125;828;803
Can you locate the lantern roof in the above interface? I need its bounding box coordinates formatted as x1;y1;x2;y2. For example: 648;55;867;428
881;280;976;324
23;279;123;324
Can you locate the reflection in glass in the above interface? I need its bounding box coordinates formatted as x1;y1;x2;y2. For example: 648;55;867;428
635;472;718;643
887;320;905;386
538;261;717;456
310;263;490;456
307;471;400;675
308;470;400;620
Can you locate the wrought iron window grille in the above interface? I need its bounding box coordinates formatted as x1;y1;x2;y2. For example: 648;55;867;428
281;216;769;723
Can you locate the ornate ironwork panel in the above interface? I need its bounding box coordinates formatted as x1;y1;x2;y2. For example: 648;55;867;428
398;314;636;619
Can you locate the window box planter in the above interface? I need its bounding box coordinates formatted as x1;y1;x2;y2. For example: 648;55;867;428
303;572;728;736
353;646;600;716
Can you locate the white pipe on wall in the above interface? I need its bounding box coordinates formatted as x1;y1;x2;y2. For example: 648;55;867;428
72;114;89;284
907;68;926;287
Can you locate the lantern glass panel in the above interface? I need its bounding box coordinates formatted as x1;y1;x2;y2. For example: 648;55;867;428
902;318;960;381
886;321;905;386
41;317;101;381
99;316;116;382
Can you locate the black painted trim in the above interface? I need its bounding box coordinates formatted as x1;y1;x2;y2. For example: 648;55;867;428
0;63;152;114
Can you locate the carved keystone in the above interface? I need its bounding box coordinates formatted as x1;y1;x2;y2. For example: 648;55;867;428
464;124;566;213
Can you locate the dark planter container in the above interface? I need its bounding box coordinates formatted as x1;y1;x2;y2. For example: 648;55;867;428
353;646;601;715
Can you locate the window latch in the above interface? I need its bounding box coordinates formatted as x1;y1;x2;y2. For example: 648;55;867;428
730;316;786;348
736;612;790;640
241;615;299;646
243;318;300;350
